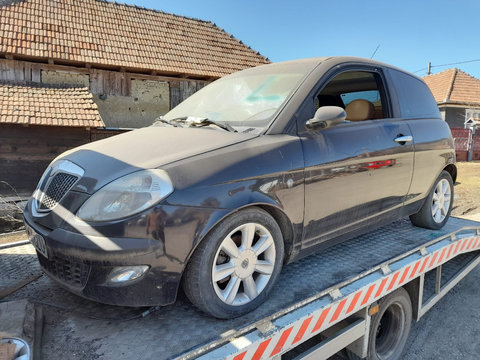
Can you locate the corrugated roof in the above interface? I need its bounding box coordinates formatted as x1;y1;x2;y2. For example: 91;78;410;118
0;81;104;127
423;68;480;106
0;0;270;78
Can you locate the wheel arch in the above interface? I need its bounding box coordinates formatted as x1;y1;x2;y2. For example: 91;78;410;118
182;202;296;277
443;163;457;183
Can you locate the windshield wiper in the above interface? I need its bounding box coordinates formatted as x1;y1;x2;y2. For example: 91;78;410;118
153;117;181;127
169;116;237;132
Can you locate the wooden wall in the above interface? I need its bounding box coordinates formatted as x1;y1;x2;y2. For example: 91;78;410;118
0;124;127;195
0;58;208;104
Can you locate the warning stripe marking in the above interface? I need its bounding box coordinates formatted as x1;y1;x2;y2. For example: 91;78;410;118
233;351;246;360
330;298;348;324
398;265;411;285
387;271;401;291
374;278;389;299
222;235;480;360
270;327;293;357
409;260;422;280
346;291;363;314
312;307;331;333
251;339;271;360
292;317;313;344
361;284;376;306
429;252;439;269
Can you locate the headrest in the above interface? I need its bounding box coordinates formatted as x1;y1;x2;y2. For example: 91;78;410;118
345;99;375;121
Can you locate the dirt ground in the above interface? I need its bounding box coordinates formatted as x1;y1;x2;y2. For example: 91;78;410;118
451;161;480;221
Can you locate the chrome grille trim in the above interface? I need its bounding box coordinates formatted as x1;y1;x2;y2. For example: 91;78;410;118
33;159;85;214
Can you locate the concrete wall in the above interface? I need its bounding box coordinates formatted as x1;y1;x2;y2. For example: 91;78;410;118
41;70;90;87
94;78;169;128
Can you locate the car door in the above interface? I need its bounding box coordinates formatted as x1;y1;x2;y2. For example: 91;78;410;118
298;67;415;249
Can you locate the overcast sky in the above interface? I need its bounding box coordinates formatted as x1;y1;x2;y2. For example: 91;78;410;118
124;0;480;79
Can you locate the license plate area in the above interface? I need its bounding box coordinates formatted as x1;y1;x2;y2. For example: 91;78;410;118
25;224;48;259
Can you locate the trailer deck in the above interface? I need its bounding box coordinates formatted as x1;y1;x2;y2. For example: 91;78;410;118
1;217;479;360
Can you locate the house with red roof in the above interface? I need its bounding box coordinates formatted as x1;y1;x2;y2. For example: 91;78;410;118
0;0;268;194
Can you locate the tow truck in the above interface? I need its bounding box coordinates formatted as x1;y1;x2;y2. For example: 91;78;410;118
1;216;479;359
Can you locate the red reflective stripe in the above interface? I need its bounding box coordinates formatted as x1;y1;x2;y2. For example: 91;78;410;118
454;241;462;255
270;327;294;357
428;252;439;268
419;256;430;274
251;339;271;360
292;317;313;344
330;299;348;324
361;284;376;306
438;248;447;264
409;260;421;280
233;351;247;360
387;271;400;291
346;291;363;314
475;238;480;249
446;244;454;260
398;266;411;285
467;237;476;249
460;238;469;251
375;278;389;298
312;308;331;333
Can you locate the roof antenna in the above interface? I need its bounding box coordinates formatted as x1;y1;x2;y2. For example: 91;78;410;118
370;44;380;59
427;62;431;75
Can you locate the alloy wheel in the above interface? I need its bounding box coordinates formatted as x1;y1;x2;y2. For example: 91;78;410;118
431;178;451;223
212;223;276;306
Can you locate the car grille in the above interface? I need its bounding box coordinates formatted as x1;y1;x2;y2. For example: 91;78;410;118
38;252;90;289
38;172;78;210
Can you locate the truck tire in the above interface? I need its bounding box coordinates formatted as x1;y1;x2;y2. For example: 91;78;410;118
183;207;284;319
410;170;454;230
347;288;412;360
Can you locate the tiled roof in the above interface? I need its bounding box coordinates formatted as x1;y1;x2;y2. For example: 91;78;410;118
0;0;270;78
0;81;104;127
423;68;480;106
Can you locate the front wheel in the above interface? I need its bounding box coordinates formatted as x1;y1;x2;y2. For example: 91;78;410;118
410;170;454;230
183;207;284;319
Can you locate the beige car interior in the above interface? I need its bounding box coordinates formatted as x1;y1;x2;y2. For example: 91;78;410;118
345;99;375;121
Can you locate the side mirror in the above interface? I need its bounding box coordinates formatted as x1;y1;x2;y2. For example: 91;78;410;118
306;106;346;130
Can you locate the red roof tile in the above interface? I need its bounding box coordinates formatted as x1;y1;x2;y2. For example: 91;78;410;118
423;68;480;106
0;81;104;127
0;0;270;78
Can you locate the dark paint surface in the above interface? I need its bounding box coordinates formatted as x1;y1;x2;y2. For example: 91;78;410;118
24;57;456;306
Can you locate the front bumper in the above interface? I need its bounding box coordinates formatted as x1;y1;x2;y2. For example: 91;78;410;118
24;201;229;307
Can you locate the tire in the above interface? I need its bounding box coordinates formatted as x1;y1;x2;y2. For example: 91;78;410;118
410;170;454;230
182;207;284;319
347;288;412;360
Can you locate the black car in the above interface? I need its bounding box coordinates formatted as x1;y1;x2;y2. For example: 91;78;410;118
24;57;456;318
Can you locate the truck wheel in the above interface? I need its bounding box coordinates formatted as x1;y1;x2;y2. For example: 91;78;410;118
410;170;453;230
183;207;284;319
347;288;412;360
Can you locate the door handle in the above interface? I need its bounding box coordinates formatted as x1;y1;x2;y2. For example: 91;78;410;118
394;135;413;144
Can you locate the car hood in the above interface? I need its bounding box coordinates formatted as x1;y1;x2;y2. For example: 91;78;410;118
59;126;256;194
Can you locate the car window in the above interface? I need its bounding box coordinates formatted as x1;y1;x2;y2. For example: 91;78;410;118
313;70;390;122
388;69;440;119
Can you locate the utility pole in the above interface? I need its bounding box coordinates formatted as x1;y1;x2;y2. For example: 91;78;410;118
427;62;431;75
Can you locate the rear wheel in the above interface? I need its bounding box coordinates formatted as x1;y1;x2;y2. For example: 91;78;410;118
183;207;284;319
347;288;412;360
410;170;453;230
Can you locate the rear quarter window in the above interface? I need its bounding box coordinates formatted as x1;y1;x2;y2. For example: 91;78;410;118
389;69;440;119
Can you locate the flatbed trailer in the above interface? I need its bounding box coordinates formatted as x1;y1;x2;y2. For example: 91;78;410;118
1;217;479;360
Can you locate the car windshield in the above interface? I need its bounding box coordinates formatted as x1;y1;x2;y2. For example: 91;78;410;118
162;64;312;133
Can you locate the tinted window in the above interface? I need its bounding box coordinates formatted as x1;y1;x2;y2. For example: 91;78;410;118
313;71;389;121
389;69;440;119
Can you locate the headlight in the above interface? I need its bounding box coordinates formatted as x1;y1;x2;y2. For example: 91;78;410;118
77;169;173;222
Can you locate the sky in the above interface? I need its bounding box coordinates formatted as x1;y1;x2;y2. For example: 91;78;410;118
122;0;480;79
